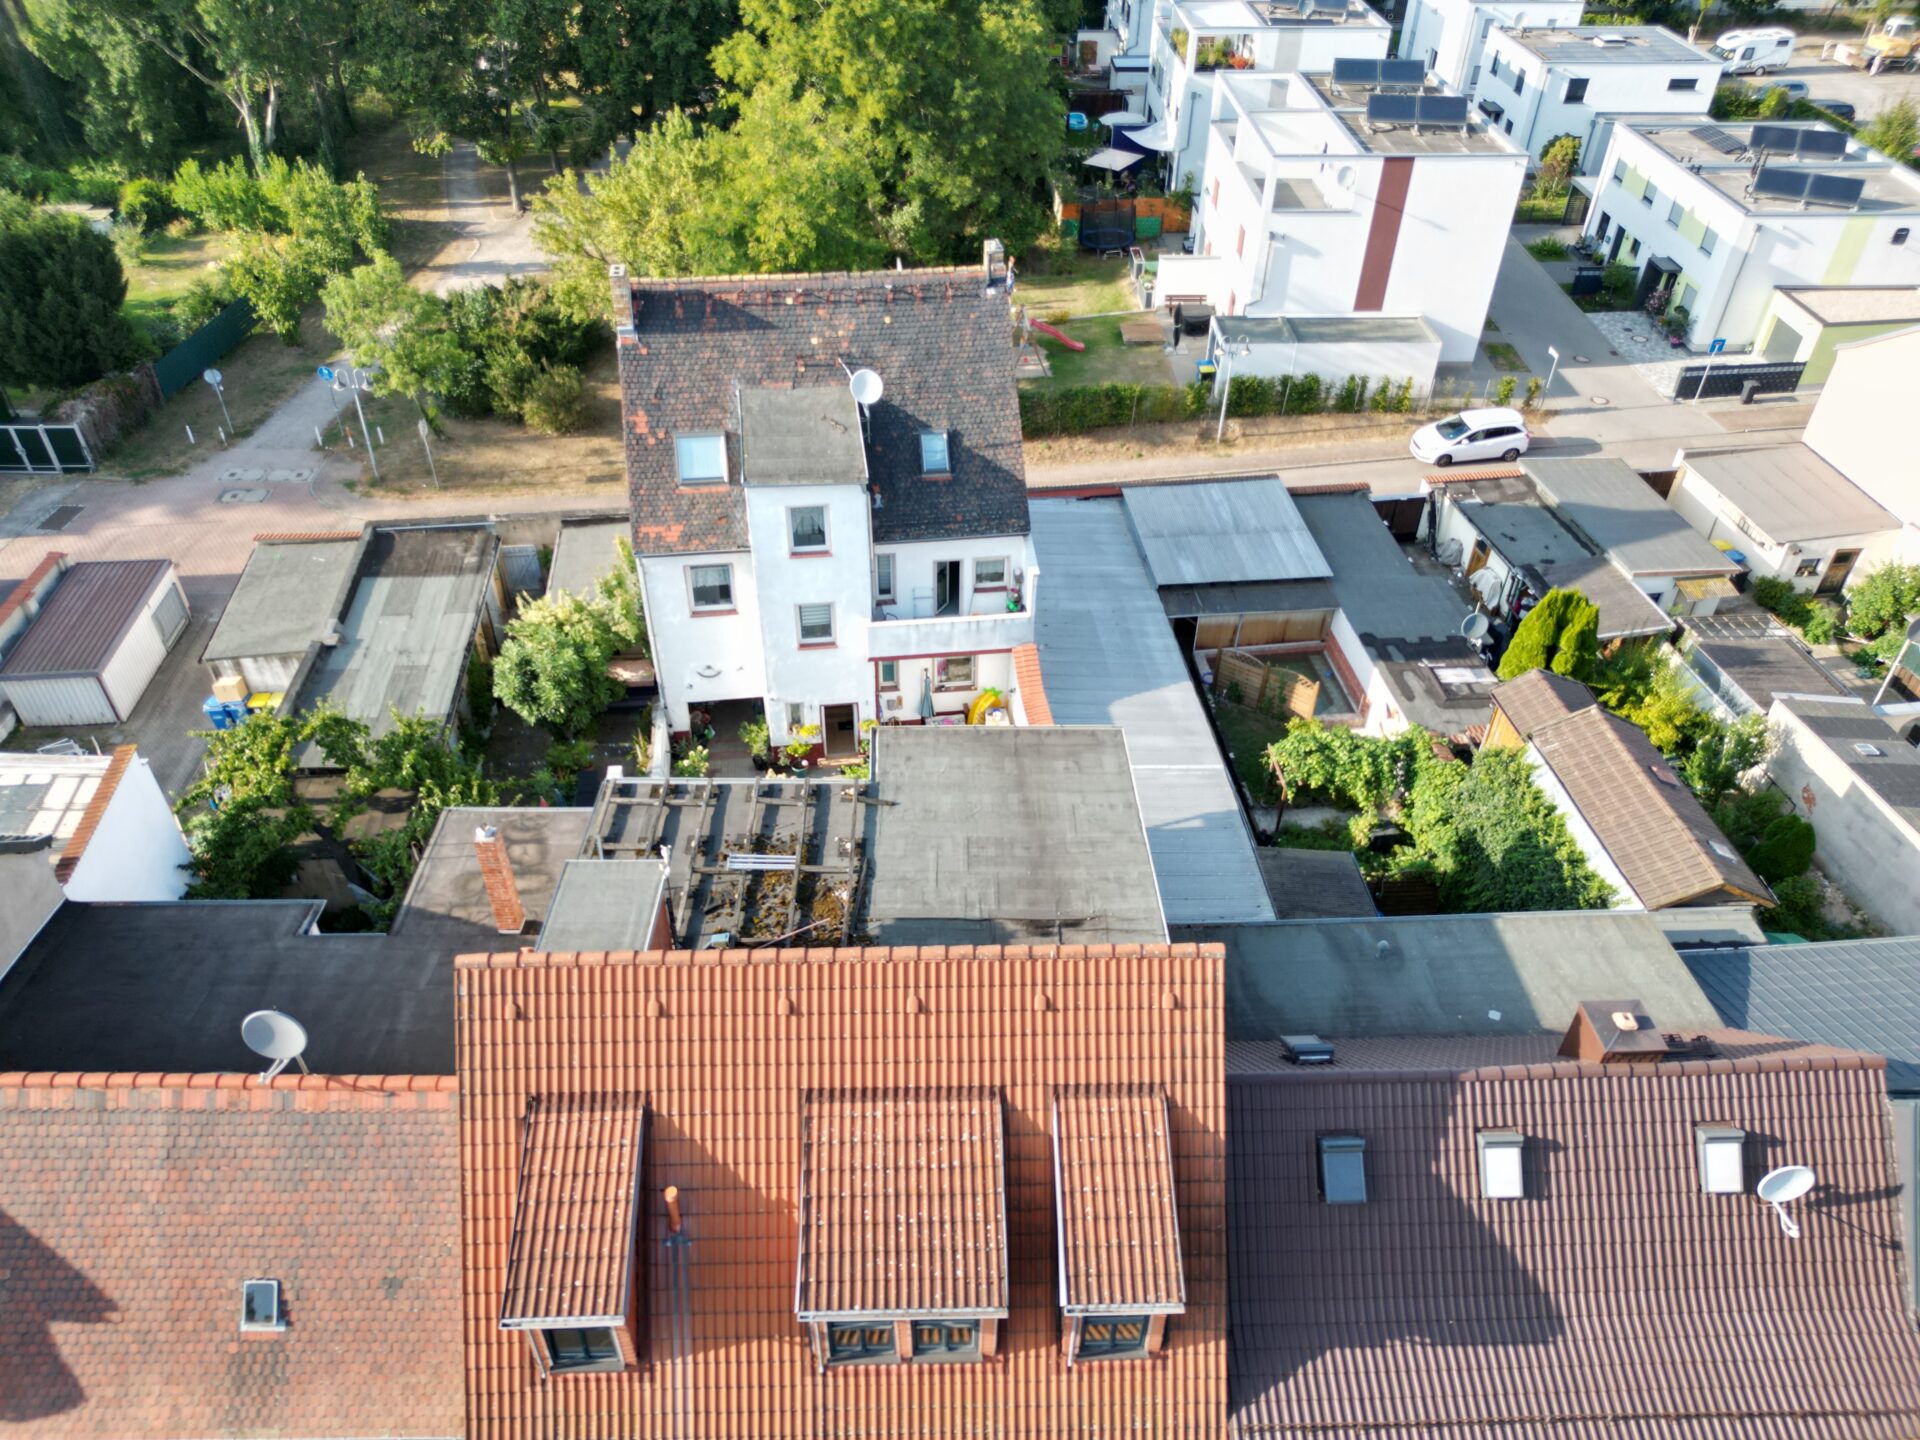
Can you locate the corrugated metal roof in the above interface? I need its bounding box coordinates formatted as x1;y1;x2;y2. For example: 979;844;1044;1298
0;560;168;677
1032;499;1274;925
1294;493;1467;643
1681;442;1898;544
1122;478;1331;587
1523;457;1740;577
201;538;361;660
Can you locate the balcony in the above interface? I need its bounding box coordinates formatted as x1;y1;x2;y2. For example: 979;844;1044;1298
866;606;1035;662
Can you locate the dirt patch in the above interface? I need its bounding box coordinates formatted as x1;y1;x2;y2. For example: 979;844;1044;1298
1024;411;1421;475
340;110;463;272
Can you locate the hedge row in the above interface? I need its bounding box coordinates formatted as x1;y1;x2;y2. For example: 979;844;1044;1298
1018;373;1424;437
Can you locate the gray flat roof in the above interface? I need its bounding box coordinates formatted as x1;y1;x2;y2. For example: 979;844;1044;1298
1032;499;1274;924
1255;847;1377;920
545;519;627;600
1160;578;1340;619
866;726;1169;944
202;537;361;661
1686;937;1920;1093
0;560;170;678
1306;74;1518;157
1776;285;1920;327
1185;910;1722;1043
1450;491;1673;639
1680;443;1898;543
740;385;868;486
1683;610;1851;714
293;526;497;750
1523;458;1740;578
1633;121;1920;215
1122;478;1331;587
1217;315;1439;346
1775;697;1920;832
1498;24;1715;66
390;804;591;948
534;858;669;951
1294;492;1467;643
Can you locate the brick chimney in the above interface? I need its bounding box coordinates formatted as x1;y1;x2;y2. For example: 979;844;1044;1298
1559;1000;1670;1065
473;825;525;934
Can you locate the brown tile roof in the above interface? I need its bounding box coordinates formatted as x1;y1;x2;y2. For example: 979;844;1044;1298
1531;705;1772;908
251;530;365;542
1490;668;1597;739
1226;1043;1920;1438
501;1092;647;1325
51;744;133;884
0;1072;462;1439
456;944;1226;1440
1053;1084;1185;1312
0;559;170;678
618;268;1029;554
797;1088;1009;1317
1424;465;1526;485
1011;642;1053;724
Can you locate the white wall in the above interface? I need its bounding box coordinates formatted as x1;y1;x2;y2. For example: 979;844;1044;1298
640;549;765;734
62;753;190;901
880;651;1017;727
1474;30;1716;161
1401;0;1585;91
1803;327;1920;530
0;848;62;984
1387;155;1526;361
879;534;1034;622
1670;462;1899;592
98;570;185;721
1237;333;1442;392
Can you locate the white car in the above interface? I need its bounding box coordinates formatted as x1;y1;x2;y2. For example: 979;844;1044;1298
1409;407;1531;467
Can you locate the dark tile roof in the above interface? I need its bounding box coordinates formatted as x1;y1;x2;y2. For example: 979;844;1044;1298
1490;668;1592;738
1686;937;1920;1094
0;1072;462;1439
618;268;1029;553
1225;1043;1920;1438
1253;847;1377;920
0;560;170;678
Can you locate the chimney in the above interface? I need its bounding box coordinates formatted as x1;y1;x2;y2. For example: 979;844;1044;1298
473;825;525;934
664;1185;683;1234
608;263;634;339
1559;1000;1670;1065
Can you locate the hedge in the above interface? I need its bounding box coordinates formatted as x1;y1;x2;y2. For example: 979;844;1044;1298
1019;373;1421;437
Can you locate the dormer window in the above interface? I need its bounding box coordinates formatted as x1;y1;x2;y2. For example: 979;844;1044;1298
675;434;728;486
542;1326;624;1373
920;431;951;475
1052;1085;1185;1365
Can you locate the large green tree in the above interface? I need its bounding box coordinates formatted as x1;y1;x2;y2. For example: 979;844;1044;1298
569;0;735;137
1496;588;1601;681
0;200;137;388
493;547;644;736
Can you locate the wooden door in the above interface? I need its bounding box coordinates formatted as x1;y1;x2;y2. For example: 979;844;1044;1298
1817;549;1860;594
823;704;859;758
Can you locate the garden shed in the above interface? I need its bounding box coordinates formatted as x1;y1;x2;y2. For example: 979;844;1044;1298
0;559;188;726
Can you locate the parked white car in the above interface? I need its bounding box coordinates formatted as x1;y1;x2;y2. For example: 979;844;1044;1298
1409;408;1531;466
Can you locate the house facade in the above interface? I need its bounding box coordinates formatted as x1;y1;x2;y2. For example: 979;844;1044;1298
616;262;1036;753
1581;120;1920;351
1397;0;1584;92
1802;324;1920;562
1471;25;1717;163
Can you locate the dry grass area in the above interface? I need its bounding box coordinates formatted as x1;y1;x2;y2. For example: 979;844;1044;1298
1023;410;1428;475
339;345;626;499
339;106;461;271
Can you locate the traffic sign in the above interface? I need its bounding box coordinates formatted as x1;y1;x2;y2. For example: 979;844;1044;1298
1709;337;1726;355
316;365;334;382
417;418;432;442
202;368;223;388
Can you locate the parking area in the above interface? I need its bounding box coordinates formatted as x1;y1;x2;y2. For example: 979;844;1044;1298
1770;40;1920;125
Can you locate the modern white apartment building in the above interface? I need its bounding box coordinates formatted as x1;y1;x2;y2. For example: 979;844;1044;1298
1581;119;1920;350
1142;0;1391;189
614;263;1037;759
1472;25;1718;164
1081;0;1169;82
1803;325;1920;561
1168;67;1525;378
1397;0;1583;92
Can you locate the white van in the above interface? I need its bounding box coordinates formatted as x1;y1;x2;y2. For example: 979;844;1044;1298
1711;29;1795;75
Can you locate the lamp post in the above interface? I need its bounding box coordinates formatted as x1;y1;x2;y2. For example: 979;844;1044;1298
1544;344;1561;397
1214;337;1252;443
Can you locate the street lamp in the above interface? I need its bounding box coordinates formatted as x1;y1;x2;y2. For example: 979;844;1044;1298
1215;337;1252;443
1544;344;1561;397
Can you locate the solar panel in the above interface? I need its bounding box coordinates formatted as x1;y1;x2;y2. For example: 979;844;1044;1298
1333;56;1381;84
1415;94;1470;125
1689;125;1746;156
1750;123;1803;155
1380;57;1428;85
1366;92;1420;124
1797;126;1849;157
1805;171;1865;207
1751;167;1811;201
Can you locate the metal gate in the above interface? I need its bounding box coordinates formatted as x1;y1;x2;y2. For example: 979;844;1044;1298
499;544;544;597
0;423;93;474
1674;360;1805;402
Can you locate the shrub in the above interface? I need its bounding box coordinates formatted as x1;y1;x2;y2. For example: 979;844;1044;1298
117;178;177;231
1746;813;1816;883
522;365;590;435
1800;600;1843;646
172;157;276;232
1524;237;1568;261
1845;562;1920;639
1226;372;1279;417
109;219;147;268
1713;786;1789;851
1393;378;1414;412
738;714;771;758
1493;375;1517;406
175;273;237;331
163;216;196;239
1282;372;1324;415
1524;376;1543;408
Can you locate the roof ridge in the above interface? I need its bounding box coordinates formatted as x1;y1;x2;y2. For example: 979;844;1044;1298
0;551;66;627
1224;1048;1888;1083
629;264;986;291
455;942;1221;970
52;743;136;884
0;1071;458;1095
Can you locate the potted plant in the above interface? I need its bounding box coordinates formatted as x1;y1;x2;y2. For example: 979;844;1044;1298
739;714;772;771
1663;304;1691;348
784;723;820;771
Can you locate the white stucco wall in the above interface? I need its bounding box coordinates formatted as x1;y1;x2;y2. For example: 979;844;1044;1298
1803;327;1920;530
640;550;766;733
1473;29;1716;162
98;570;185;722
62;753;190;901
1401;0;1585;91
1670;463;1899;593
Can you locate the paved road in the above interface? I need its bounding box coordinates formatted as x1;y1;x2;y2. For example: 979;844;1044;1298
1776;40;1920;125
416;142;547;297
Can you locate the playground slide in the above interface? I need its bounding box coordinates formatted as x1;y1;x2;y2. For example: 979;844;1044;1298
1029;320;1086;352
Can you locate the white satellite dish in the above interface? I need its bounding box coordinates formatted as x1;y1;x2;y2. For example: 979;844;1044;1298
849;368;884;407
242;1009;312;1083
1460;613;1490;642
1756;1164;1816;1239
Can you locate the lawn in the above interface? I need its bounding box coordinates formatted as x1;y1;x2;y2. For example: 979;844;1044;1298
1516;195;1570;224
1021;314;1174;390
1483;340;1530;373
121;230;235;336
1016;245;1138;318
1213;698;1289;804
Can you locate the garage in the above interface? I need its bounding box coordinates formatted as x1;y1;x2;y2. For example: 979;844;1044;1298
0;559;190;726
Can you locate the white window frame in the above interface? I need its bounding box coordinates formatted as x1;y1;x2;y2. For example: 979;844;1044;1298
788;504;829;555
675;433;728;486
934;655;976;691
878;659;900;691
787;702;806;729
875;552;896;603
973;556;1009;591
240;1279;285;1332
1563;76;1587;104
797;603;835;646
687;563;734;613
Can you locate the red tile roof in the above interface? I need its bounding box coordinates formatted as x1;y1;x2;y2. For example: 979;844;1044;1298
1423;465;1526;485
1054;1084;1185;1312
0;551;65;628
1012;642;1053;725
0;1072;462;1439
456;944;1226;1440
51;744;134;884
1226;1042;1920;1438
251;531;365;542
501;1092;647;1324
797;1088;1009;1317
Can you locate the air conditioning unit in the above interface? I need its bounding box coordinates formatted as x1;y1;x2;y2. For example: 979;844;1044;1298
884;694;902;711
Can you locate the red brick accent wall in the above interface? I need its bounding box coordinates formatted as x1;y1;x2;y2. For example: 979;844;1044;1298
472;824;525;934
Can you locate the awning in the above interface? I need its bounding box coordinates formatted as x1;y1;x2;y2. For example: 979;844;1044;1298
1127;119;1176;151
1085;147;1146;172
1099;109;1147;128
1676;575;1740;602
1477;98;1504;121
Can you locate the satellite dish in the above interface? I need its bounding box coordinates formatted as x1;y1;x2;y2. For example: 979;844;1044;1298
1460;613;1490;641
1757;1164;1816;1239
241;1009;312;1083
849;368;884;406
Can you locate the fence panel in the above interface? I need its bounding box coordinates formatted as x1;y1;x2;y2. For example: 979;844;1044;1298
0;423;91;474
151;297;258;399
1673;359;1804;402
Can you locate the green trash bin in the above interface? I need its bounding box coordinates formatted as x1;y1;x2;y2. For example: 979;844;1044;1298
1134;215;1163;240
1059;218;1080;240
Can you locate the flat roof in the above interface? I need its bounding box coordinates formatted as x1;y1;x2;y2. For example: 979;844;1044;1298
533;857;669;951
1628;121;1920;215
0;559;169;678
202;536;361;661
1680;442;1898;543
1122;478;1331;587
1522;457;1740;578
1683;610;1851;713
1178;0;1387;28
292;526;497;750
545;518;627;599
1776;285;1920;328
1775;697;1920;833
865;726;1169;945
1217;314;1439;346
1496;24;1716;66
1032;499;1274;924
1254;847;1376;919
1306;73;1517;156
0;752;107;852
739;385;868;486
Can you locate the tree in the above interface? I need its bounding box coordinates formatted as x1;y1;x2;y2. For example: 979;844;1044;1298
0;203;137;388
1534;134;1580;198
321;255;468;415
1846;561;1920;637
493;551;644;735
1680;712;1769;808
225;232;316;340
1746;813;1815;884
569;0;735;137
1496;588;1601;681
1859;100;1919;164
181;798;311;898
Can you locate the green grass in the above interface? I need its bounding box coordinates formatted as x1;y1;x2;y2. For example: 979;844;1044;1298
1021;314;1172;390
1017;246;1138;318
120;230;235;333
1524;237;1568;261
1484;340;1530;373
1214;700;1289;804
1516;195;1568;224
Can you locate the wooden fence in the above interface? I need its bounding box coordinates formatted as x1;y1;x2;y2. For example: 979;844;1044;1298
1054;194;1192;233
1214;648;1319;720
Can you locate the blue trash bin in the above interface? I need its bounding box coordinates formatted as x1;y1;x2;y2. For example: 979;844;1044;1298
203;695;235;731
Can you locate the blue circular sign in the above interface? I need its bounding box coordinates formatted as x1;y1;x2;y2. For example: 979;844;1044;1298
316;365;335;381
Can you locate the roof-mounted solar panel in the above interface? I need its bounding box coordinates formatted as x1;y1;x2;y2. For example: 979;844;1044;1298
1380;58;1428;85
1805;171;1865;207
1796;126;1848;157
1689;125;1746;156
1415;94;1470;125
1334;56;1382;84
1750;123;1802;154
1366;92;1420;124
1751;167;1811;201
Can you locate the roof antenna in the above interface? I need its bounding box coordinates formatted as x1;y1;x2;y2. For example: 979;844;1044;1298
241;1010;311;1083
1756;1165;1817;1239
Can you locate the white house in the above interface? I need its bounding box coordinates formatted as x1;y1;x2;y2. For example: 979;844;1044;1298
1669;442;1901;594
0;558;188;727
1167;68;1524;383
616;261;1038;760
1472;25;1718;164
1081;0;1168;85
1143;0;1392;191
1581;119;1920;351
1802;324;1920;563
1397;0;1584;93
0;746;190;901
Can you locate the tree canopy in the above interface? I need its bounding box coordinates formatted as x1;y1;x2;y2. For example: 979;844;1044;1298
0;197;136;388
1496;588;1601;681
493;542;645;735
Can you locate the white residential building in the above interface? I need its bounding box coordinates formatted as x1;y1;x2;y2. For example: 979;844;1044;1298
1081;0;1170;85
616;264;1038;760
1802;324;1920;563
1165;68;1524;382
1472;26;1718;165
1397;0;1584;93
1143;0;1391;190
1581;119;1920;351
0;746;189;902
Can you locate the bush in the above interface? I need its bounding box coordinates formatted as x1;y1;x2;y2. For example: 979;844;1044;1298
1746;813;1816;883
172;157;277;233
174;273;237;331
117;178;177;231
1846;562;1920;639
1800;600;1843;646
672;744;711;777
1763;872;1829;937
1713;786;1789;851
0;206;138;389
1493;375;1517;406
109;219;147;268
522;365;590;434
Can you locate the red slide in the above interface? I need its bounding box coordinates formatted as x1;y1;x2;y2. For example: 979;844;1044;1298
1029;319;1086;352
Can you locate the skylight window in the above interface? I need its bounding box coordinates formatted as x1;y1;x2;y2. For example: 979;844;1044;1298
1318;1134;1367;1205
241;1279;284;1331
675;434;728;486
1696;1123;1746;1194
920;431;951;475
1477;1130;1525;1200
